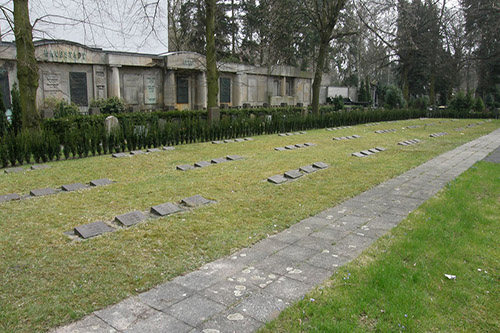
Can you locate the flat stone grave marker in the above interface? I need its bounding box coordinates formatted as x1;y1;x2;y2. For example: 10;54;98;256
286;133;293;136
163;146;175;151
151;202;184;216
61;183;87;192
0;193;21;203
284;169;303;179
224;139;235;143
181;195;212;207
115;211;148;227
244;138;253;141
398;142;409;146
375;147;386;151
293;132;301;135
360;150;374;156
300;131;307;134
285;145;297;150
30;164;50;170
194;161;211;168
278;134;287;137
147;148;161;153
211;157;228;164
74;221;114;239
333;137;341;141
312;162;329;169
299;165;316;174
352;152;366;158
226;155;244;161
212;141;223;144
275;147;286;151
368;148;379;154
112;153;128;158
352;135;361;138
304;143;316;146
30;188;57;197
90;178;113;187
295;144;306;148
130;150;145;155
177;164;195;171
4;167;24;174
234;138;245;142
267;175;288;184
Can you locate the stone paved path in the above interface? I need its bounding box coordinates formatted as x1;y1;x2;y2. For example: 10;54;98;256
53;128;500;333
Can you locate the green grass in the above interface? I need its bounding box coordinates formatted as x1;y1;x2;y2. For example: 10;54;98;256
0;119;498;332
261;160;500;332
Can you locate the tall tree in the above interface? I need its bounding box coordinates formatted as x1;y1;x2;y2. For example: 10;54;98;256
13;0;40;130
205;0;218;108
300;0;349;114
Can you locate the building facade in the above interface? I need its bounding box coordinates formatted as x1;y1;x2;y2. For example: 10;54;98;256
0;40;313;114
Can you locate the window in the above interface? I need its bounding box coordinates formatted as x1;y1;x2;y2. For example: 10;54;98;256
220;77;231;103
69;72;88;106
176;77;189;104
273;79;281;96
286;78;294;96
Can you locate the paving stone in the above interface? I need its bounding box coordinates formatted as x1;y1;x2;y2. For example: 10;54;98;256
299;165;316;174
61;183;87;192
267;175;288;184
229;266;279;289
201;279;257;306
285;262;333;285
294;236;337;252
163;146;175;151
181;195;212;207
253;254;301;276
232;292;289;322
312;162;329;169
172;270;223;292
138;282;193;311
52;314;117;333
250;238;289;256
211;157;228;164
147;148;161;153
266;229;305;245
274;147;286;151
30;187;57;197
5;167;25;173
274;244;318;261
90;178;113;187
201;257;250;279
284;169;303;179
309;228;351;242
30;164;50;170
123;311;192;333
265;276;313;302
198;311;262;333
332;234;376;259
166;294;225;327
226;155;244;161
353;226;388;239
74;221;114;239
115;210;148;227
307;251;351;271
284;145;297;150
95;297;153;331
297;216;331;229
177;164;195;171
194;161;211;168
0;193;22;203
130;150;145;155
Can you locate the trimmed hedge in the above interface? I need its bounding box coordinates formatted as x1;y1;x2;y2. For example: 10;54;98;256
0;107;496;168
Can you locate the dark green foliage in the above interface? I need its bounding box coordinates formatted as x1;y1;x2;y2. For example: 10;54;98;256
0;139;8;167
90;97;126;114
0;90;8;137
409;96;429;111
10;83;22;135
53;100;80;119
380;85;405;109
474;97;485;113
449;91;475;115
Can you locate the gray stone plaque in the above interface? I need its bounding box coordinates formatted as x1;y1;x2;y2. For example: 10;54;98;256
226;155;244;161
181;195;212;207
30;164;50;170
304;143;316;146
212;141;223;144
244;138;253;141
30;188;57;197
130;150;145;155
295;144;306;148
267;175;288;184
293;132;301;135
147;148;161;153
234;138;245;142
275;147;286;151
286;133;293;136
278;134;287;137
0;193;21;203
284;169;303;179
352;152;366;157
163;146;175;151
90;178;113;187
352;135;361;138
194;161;211;168
61;183;87;192
398;142;409;146
151;202;183;216
368;148;379;154
4;167;24;174
300;165;316;173
223;139;235;143
312;162;329;169
74;221;114;239
115;211;147;227
285;145;297;150
112;153;128;158
211;158;228;164
374;147;386;151
300;131;307;134
360;150;374;156
177;164;195;171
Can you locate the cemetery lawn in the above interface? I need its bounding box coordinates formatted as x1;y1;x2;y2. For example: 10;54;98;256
0;119;498;332
261;160;500;332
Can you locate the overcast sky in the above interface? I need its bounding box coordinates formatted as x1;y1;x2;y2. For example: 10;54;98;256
0;0;169;54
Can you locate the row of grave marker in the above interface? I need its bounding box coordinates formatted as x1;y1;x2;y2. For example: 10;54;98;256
326;126;352;131
112;146;175;158
177;155;244;171
351;147;386;158
69;194;214;239
275;143;316;151
429;132;448;138
375;129;396;134
267;162;329;184
278;131;307;137
333;135;361;141
0;178;113;204
3;164;51;174
398;139;422;146
212;138;253;144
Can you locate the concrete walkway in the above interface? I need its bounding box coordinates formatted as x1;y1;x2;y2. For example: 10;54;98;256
54;128;500;333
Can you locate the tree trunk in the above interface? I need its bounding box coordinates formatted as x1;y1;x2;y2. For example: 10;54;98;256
205;0;218;108
14;0;40;130
311;38;329;114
